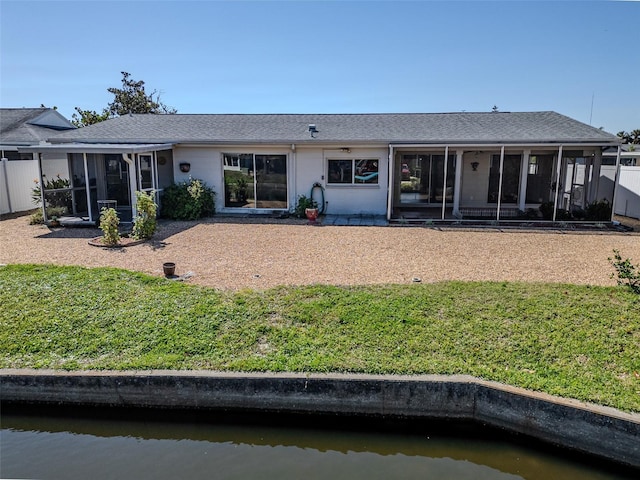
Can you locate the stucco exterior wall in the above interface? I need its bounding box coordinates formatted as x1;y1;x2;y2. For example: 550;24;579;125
460;152;491;206
171;145;389;215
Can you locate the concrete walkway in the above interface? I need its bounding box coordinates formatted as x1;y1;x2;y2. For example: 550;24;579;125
321;214;388;226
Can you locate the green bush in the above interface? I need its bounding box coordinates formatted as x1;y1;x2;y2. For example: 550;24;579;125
539;201;571;221
160;178;215;220
584;199;612;221
609;250;640;294
132;191;157;240
294;194;317;218
99;208;120;246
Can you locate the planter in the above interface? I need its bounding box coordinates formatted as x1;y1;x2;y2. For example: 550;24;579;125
305;208;319;224
163;262;176;277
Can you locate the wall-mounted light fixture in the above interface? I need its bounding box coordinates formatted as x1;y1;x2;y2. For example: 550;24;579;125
471;161;479;171
179;162;191;173
308;124;318;138
340;147;351;153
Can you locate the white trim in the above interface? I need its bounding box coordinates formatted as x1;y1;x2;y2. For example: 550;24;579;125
496;146;505;221
82;153;93;223
611;145;622;222
441;146;449;220
453;150;463;215
518;150;530;211
552;146;564;222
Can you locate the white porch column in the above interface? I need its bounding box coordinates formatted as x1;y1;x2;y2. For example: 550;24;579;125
552;145;564;222
496;146;505;221
590;149;602;203
441;146;449;220
387;145;394;220
610;145;622;221
519;150;530;211
122;153;138;218
83;153;93;223
453;149;463;216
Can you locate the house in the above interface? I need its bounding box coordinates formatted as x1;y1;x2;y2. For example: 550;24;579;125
0;108;75;215
21;111;623;224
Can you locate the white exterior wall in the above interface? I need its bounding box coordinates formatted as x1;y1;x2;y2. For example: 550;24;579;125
615;166;640;219
298;146;389;215
1;157;39;214
460;152;491;206
171;145;389;215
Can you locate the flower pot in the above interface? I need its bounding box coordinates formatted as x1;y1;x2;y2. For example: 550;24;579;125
305;208;319;224
163;262;176;277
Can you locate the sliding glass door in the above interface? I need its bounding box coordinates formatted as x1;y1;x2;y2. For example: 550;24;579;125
223;153;287;209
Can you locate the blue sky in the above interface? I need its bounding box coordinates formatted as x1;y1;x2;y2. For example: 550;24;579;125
1;0;638;134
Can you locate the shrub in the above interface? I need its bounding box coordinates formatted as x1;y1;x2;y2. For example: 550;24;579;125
609;250;640;294
160;178;215;220
539;201;571;221
294;195;317;218
584;199;612;221
132;191;157;240
99;207;120;246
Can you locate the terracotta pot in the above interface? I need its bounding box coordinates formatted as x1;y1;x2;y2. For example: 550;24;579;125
305;208;319;223
163;262;176;277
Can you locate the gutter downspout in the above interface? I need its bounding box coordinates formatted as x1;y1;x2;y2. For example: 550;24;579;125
552;145;564;222
122;153;138;219
610;145;622;222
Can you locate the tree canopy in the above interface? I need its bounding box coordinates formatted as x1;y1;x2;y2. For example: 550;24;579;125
616;129;640;145
72;72;176;127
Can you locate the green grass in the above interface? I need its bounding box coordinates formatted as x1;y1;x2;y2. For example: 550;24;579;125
1;264;639;412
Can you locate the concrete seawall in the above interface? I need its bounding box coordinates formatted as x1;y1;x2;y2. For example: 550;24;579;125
1;369;639;468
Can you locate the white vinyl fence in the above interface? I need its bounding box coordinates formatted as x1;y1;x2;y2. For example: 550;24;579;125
0;158;39;215
615;166;640;219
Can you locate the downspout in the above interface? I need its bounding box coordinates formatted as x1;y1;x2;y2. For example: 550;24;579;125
387;145;394;221
552;145;564;222
610;145;622;222
496;146;505;221
122;153;138;218
1;155;12;214
441;145;449;220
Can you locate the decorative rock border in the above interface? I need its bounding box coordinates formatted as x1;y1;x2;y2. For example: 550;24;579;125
87;237;147;248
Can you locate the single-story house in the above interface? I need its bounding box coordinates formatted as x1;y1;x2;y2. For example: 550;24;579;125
21;111;624;224
0;108;75;214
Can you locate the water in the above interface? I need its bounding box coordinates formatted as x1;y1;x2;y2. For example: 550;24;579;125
1;406;635;480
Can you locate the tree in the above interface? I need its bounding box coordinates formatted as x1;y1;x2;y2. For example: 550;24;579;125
616;130;640;144
72;71;176;127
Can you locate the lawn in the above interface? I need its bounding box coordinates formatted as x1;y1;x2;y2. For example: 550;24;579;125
0;264;638;412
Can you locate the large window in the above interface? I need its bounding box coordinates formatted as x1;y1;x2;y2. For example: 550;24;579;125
327;158;378;185
223;153;287;209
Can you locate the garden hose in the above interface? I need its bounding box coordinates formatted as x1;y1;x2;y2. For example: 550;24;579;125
311;182;326;214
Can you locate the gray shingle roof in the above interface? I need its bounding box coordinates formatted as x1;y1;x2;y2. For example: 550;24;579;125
48;111;619;145
1;108;75;145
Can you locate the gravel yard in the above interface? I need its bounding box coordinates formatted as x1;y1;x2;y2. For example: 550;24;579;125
1;215;639;291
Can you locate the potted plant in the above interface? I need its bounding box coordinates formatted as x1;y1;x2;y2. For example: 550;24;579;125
295;195;319;222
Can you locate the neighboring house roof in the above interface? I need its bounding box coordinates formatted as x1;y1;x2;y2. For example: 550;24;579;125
0;108;75;146
47;111;619;146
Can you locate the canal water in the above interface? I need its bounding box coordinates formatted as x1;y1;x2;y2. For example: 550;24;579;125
1;406;635;479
